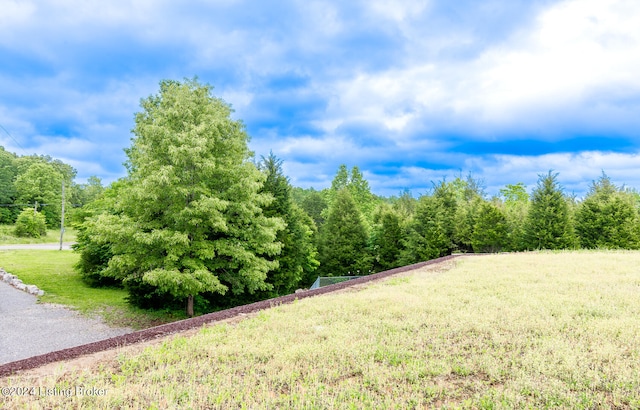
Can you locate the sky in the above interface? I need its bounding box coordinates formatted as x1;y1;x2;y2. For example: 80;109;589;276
1;0;640;198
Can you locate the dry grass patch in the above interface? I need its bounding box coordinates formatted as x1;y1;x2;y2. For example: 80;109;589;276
2;251;640;409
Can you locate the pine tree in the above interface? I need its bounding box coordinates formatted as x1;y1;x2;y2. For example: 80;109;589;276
257;153;319;295
524;172;575;250
324;164;379;230
575;173;640;249
400;194;450;264
371;205;404;271
471;201;509;253
432;180;458;253
499;182;529;251
317;189;371;277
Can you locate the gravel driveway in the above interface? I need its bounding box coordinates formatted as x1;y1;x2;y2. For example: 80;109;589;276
0;280;132;365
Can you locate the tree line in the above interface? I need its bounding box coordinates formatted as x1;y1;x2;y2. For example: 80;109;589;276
3;79;640;316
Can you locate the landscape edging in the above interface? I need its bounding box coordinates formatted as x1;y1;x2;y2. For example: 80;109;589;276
0;267;45;296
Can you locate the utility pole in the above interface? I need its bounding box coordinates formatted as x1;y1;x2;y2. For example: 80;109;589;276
59;181;65;251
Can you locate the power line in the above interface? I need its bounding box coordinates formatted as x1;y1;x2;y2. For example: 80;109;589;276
0;123;27;155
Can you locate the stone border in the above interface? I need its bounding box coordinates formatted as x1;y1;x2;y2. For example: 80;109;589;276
0;268;45;296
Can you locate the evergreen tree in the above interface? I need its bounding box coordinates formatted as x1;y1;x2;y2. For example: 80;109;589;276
431;180;458;253
391;189;417;221
325;164;379;230
85;79;283;316
317;189;371;277
499;182;529;251
575;173;640;249
471;201;509;253
450;175;486;252
349;166;377;221
330;164;349;192
371;205;404;271
524;172;575;250
292;187;327;229
400;194;450;264
256;153;319;295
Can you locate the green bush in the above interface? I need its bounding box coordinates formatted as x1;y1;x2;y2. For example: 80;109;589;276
14;208;47;238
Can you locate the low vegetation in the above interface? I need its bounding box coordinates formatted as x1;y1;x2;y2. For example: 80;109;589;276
0;250;181;328
3;251;640;408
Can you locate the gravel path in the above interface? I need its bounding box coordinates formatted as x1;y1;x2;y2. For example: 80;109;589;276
0;280;132;365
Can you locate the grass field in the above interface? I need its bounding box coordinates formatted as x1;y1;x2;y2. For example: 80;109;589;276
2;250;640;409
0;224;77;244
0;250;183;328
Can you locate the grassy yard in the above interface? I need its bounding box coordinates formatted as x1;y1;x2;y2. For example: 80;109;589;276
0;224;77;244
0;250;183;328
2;250;640;409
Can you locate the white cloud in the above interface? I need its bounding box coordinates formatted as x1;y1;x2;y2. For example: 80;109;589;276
0;1;35;41
2;0;640;198
321;0;640;139
471;0;640;126
465;151;640;198
366;0;430;23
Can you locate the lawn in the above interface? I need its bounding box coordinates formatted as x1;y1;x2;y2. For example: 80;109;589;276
0;224;77;244
2;251;640;409
0;250;183;328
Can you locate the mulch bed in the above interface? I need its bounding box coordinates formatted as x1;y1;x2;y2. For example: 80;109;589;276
0;254;465;378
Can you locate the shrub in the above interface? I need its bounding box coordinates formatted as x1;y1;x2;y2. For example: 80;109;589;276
14;208;47;238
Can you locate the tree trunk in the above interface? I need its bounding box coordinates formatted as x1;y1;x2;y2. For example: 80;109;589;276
186;295;194;318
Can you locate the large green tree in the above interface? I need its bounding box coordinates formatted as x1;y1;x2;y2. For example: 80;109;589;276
524;172;576;250
575;173;640;249
85;79;283;316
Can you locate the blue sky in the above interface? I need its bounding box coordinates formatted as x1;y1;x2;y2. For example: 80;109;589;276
1;0;639;198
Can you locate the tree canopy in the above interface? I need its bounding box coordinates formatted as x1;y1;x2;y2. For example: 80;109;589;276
83;79;284;316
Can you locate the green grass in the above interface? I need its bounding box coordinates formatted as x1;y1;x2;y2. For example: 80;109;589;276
0;250;183;328
3;250;640;409
0;224;77;244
